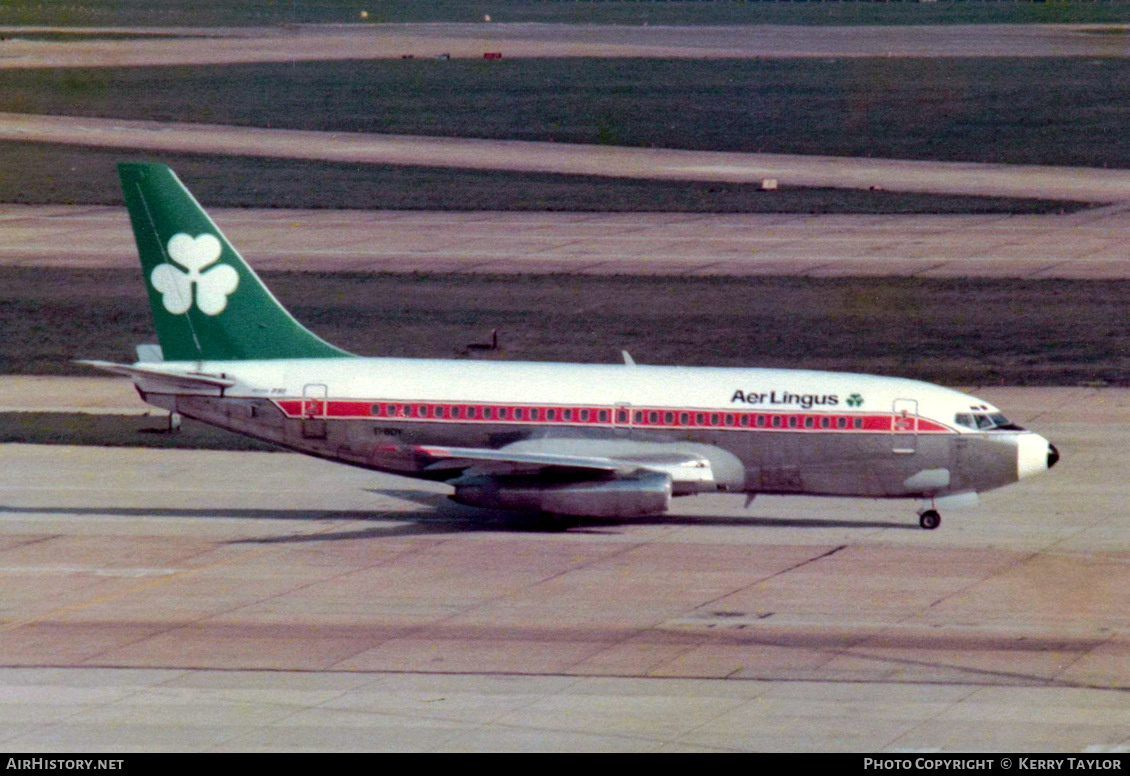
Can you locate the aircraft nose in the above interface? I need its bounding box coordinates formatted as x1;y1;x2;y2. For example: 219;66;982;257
1017;433;1057;480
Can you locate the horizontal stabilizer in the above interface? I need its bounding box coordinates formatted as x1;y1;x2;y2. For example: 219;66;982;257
76;360;236;392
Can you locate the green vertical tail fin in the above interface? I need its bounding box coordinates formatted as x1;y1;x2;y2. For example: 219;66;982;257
118;163;352;362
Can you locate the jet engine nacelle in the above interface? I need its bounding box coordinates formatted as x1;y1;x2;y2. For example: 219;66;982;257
451;471;673;518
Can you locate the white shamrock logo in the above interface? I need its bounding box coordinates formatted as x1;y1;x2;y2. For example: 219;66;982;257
150;233;239;316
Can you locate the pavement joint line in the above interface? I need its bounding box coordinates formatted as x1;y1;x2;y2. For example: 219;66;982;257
836;548;1080;687
0;518;351;636
1024;262;1069;280
323;535;660;674
690;544;850;617
883;684;989;751
90;516;403;669
911;261;949;277
825;647;1124;692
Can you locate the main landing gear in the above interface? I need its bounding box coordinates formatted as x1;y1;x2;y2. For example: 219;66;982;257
918;509;941;530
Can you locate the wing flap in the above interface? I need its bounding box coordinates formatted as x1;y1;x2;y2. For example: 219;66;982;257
415;445;623;474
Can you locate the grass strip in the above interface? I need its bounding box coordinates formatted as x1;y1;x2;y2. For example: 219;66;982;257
7;268;1128;386
0;411;277;451
4;58;1130;169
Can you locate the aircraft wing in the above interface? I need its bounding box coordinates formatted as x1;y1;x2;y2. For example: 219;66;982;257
415;442;714;485
76;360;236;393
411;440;717;518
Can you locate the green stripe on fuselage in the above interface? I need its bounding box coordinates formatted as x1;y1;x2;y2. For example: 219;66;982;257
118;163;353;361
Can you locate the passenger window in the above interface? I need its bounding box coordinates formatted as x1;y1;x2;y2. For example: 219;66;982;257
724;414;735;425
514;408;524;420
580;409;590;422
664;411;674;424
598;409;608;422
562;408;572;421
547;409;557;421
498;407;508;419
680;412;689;425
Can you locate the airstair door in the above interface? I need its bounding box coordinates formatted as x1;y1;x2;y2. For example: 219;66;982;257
302;383;328;440
892;398;918;454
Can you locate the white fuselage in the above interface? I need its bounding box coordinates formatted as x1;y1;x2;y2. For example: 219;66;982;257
133;357;1055;503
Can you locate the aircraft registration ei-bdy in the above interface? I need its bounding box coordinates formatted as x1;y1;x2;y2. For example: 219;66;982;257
83;163;1059;530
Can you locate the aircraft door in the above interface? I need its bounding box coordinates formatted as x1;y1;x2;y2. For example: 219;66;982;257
892;398;918;454
302;383;328;440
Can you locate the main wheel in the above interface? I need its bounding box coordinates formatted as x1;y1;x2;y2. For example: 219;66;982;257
919;510;941;530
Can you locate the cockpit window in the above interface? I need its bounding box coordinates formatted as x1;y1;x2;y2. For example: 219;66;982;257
953;412;1023;431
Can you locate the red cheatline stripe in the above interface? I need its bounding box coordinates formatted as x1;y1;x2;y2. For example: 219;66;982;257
274;398;954;434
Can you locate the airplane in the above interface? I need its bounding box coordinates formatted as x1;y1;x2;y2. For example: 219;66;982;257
82;163;1059;530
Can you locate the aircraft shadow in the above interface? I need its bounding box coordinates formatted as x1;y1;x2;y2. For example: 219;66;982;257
0;494;916;544
371;489;917;531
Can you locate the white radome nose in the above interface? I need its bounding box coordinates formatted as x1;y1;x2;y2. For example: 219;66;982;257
1017;433;1055;480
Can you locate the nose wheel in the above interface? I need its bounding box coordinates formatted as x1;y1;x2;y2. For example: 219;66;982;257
918;509;941;530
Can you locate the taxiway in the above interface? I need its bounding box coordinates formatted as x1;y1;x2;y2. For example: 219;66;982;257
2;23;1130;69
5;112;1130;203
5;203;1130;279
0;387;1126;751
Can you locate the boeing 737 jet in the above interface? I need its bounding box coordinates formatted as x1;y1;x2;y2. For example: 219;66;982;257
83;163;1059;529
